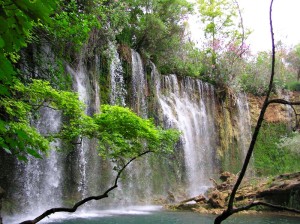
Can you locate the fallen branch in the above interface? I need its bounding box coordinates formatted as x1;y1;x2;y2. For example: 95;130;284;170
19;150;152;224
179;195;206;204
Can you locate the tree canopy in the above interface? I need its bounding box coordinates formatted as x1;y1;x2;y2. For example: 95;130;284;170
0;0;180;161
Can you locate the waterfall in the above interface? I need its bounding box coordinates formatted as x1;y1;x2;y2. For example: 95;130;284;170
2;47;259;223
94;55;101;112
131;49;148;118
111;49;152;205
67;64;91;197
15;108;63;216
236;92;252;161
67;60;102;199
109;43;126;106
151;63;217;196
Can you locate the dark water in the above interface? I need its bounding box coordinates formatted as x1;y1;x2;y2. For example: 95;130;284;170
29;206;299;224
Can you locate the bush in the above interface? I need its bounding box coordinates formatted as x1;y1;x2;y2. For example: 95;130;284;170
254;123;300;176
285;81;300;91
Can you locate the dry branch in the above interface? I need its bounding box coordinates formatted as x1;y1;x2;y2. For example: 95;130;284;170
214;0;300;223
19;150;152;224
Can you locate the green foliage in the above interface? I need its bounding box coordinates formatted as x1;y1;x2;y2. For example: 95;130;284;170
0;79;180;161
198;0;237;64
254;123;300;176
0;0;57;95
197;0;250;85
159;41;205;77
238;73;269;96
42;0;100;53
0;0;59;160
0;79;85;159
286;43;300;82
93;105;180;159
285;81;300;91
238;45;295;95
42;0;130;56
278;133;300;156
116;0;195;74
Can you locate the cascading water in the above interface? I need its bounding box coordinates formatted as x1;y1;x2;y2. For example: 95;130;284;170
131;50;148;118
94;55;101;112
109;44;126;106
151;63;217;196
67;64;91;197
14;108;63;217
67;60;103;199
112;49;152;205
236;92;252;160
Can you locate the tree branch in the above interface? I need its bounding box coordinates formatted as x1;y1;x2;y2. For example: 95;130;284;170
215;1;300;223
19;150;153;224
267;99;300;130
214;1;277;223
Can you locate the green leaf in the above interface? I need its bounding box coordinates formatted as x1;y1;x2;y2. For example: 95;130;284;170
26;148;43;159
17;155;28;162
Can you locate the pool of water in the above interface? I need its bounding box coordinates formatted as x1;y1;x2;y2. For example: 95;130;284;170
6;206;300;224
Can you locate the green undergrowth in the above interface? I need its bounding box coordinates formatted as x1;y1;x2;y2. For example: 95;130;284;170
254;122;300;176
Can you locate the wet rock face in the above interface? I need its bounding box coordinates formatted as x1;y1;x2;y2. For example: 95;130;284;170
256;172;300;209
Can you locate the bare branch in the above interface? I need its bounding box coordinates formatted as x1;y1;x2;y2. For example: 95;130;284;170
19;150;153;224
267;99;300;106
267;99;300;130
214;1;277;223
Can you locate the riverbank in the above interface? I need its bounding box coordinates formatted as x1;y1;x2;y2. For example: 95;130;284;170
164;172;300;216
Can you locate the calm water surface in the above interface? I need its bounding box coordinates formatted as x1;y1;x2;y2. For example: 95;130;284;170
8;206;300;224
42;206;300;224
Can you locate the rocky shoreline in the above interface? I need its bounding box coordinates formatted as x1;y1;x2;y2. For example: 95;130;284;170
164;172;300;216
